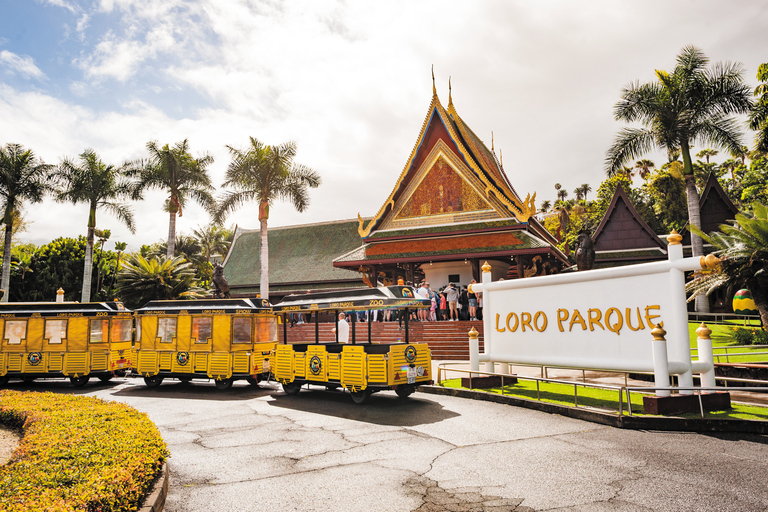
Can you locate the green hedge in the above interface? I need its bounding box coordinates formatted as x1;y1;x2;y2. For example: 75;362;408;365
0;390;168;512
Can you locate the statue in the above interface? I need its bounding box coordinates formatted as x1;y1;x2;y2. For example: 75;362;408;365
575;231;595;271
212;263;231;299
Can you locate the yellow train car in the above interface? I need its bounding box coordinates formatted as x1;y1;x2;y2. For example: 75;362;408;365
133;298;276;390
0;301;133;387
272;286;433;404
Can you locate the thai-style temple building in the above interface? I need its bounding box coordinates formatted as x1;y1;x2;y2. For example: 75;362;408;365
222;80;568;301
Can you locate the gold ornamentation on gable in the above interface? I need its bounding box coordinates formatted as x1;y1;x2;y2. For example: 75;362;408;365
518;192;537;222
396;156;490;220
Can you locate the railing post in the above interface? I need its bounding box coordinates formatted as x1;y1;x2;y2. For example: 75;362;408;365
651;323;671;397
468;326;479;377
479;261;495;375
696;322;716;390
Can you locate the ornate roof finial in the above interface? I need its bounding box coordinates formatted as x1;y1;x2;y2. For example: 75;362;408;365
491;131;494;152
448;76;452;106
431;65;436;97
500;149;503;168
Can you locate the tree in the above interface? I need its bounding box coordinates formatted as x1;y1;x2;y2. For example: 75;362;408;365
539;200;552;213
55;149;136;302
579;183;592;201
0;143;53;301
750;63;768;153
634;159;655;181
134;140;215;258
605;46;753;312
115;255;205;309
193;222;232;263
646;162;688;233
696;148;719;164
686;203;768;329
216;137;321;299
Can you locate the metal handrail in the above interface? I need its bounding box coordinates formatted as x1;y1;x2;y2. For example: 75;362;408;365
625;385;768;419
437;362;627;416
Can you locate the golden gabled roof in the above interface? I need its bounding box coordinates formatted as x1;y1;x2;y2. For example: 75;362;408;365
357;82;536;238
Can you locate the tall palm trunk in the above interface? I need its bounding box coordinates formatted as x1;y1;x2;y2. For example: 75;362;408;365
749;278;768;331
82;225;95;303
681;142;709;313
259;216;269;300
167;210;176;258
1;221;12;302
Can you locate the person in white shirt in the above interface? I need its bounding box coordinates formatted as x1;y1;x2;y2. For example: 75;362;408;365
417;282;430;321
332;312;350;343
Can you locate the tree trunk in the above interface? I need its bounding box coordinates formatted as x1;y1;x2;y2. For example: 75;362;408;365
167;210;176;258
81;225;95;303
681;142;709;313
1;222;12;302
747;279;768;331
259;217;269;300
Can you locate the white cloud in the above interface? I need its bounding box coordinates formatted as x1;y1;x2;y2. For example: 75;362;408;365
44;0;76;14
0;51;46;80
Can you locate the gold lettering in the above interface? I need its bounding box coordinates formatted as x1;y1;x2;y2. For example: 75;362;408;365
507;312;519;332
533;311;548;332
495;314;506;333
588;308;604;331
556;309;568;332
644;305;661;328
520;312;532;332
569;309;587;331
625;307;645;331
605;307;623;335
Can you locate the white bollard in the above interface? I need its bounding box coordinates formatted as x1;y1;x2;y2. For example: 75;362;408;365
651;323;671;397
696;322;716;390
56;288;65;303
468;327;479;377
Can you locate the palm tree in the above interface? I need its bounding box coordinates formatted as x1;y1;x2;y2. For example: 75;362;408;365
134;140;215;258
116;255;205;309
686;203;768;329
634;160;655;181
750;63;768;153
539;200;552;213
108;241;127;296
55;149;136;302
0;144;53;301
579;183;592;201
193;223;231;263
216;137;321;299
573;187;584;201
606;46;753;312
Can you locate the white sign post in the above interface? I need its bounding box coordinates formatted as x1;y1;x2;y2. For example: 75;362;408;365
469;233;719;396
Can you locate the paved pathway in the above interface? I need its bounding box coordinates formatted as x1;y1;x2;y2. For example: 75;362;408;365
7;378;768;511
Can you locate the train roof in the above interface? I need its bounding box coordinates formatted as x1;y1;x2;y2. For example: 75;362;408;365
272;286;430;312
135;298;271;314
0;301;130;317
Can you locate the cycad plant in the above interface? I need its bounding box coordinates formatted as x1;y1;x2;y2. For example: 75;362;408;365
686;203;768;329
115;255;205;309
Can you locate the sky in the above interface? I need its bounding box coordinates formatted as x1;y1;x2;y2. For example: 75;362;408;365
1;0;767;251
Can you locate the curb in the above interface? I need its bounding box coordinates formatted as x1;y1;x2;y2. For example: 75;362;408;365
139;462;169;512
420;385;768;434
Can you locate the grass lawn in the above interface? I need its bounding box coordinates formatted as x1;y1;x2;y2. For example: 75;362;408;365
689;321;768;363
439;378;768;421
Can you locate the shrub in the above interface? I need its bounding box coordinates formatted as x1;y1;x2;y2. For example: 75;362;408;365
733;327;755;345
0;390;168;512
753;328;768;346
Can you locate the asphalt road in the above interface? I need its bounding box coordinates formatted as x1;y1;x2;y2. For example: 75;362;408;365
10;377;768;511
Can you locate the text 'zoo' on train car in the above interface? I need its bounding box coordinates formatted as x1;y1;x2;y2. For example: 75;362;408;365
272;285;433;404
133;298;277;390
0;300;132;387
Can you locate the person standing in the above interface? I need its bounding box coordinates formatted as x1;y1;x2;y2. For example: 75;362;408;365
445;283;459;321
468;279;478;321
459;285;469;321
332;312;350;343
416;281;429;321
439;289;447;321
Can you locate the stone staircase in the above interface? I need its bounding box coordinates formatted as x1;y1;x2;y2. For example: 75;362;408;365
278;320;484;360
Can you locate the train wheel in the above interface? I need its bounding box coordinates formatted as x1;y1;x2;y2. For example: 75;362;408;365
98;374;114;383
246;376;261;387
282;381;302;395
70;375;90;387
215;378;233;390
395;385;415;398
143;375;163;388
350;388;372;404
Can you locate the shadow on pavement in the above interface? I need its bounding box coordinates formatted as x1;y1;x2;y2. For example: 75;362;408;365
109;378;280;401
266;386;460;426
0;378;124;395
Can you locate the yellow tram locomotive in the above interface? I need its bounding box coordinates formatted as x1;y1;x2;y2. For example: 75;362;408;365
133;298;277;389
0;301;133;386
271;286;433;404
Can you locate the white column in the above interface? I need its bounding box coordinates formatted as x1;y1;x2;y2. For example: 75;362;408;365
667;232;694;394
696;323;716;390
651;324;671;397
480;262;494;374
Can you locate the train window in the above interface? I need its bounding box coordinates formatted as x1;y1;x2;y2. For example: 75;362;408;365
89;319;109;343
192;317;212;344
255;317;277;342
232;317;252;343
45;319;67;344
111;318;132;343
4;320;27;344
157;318;177;343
